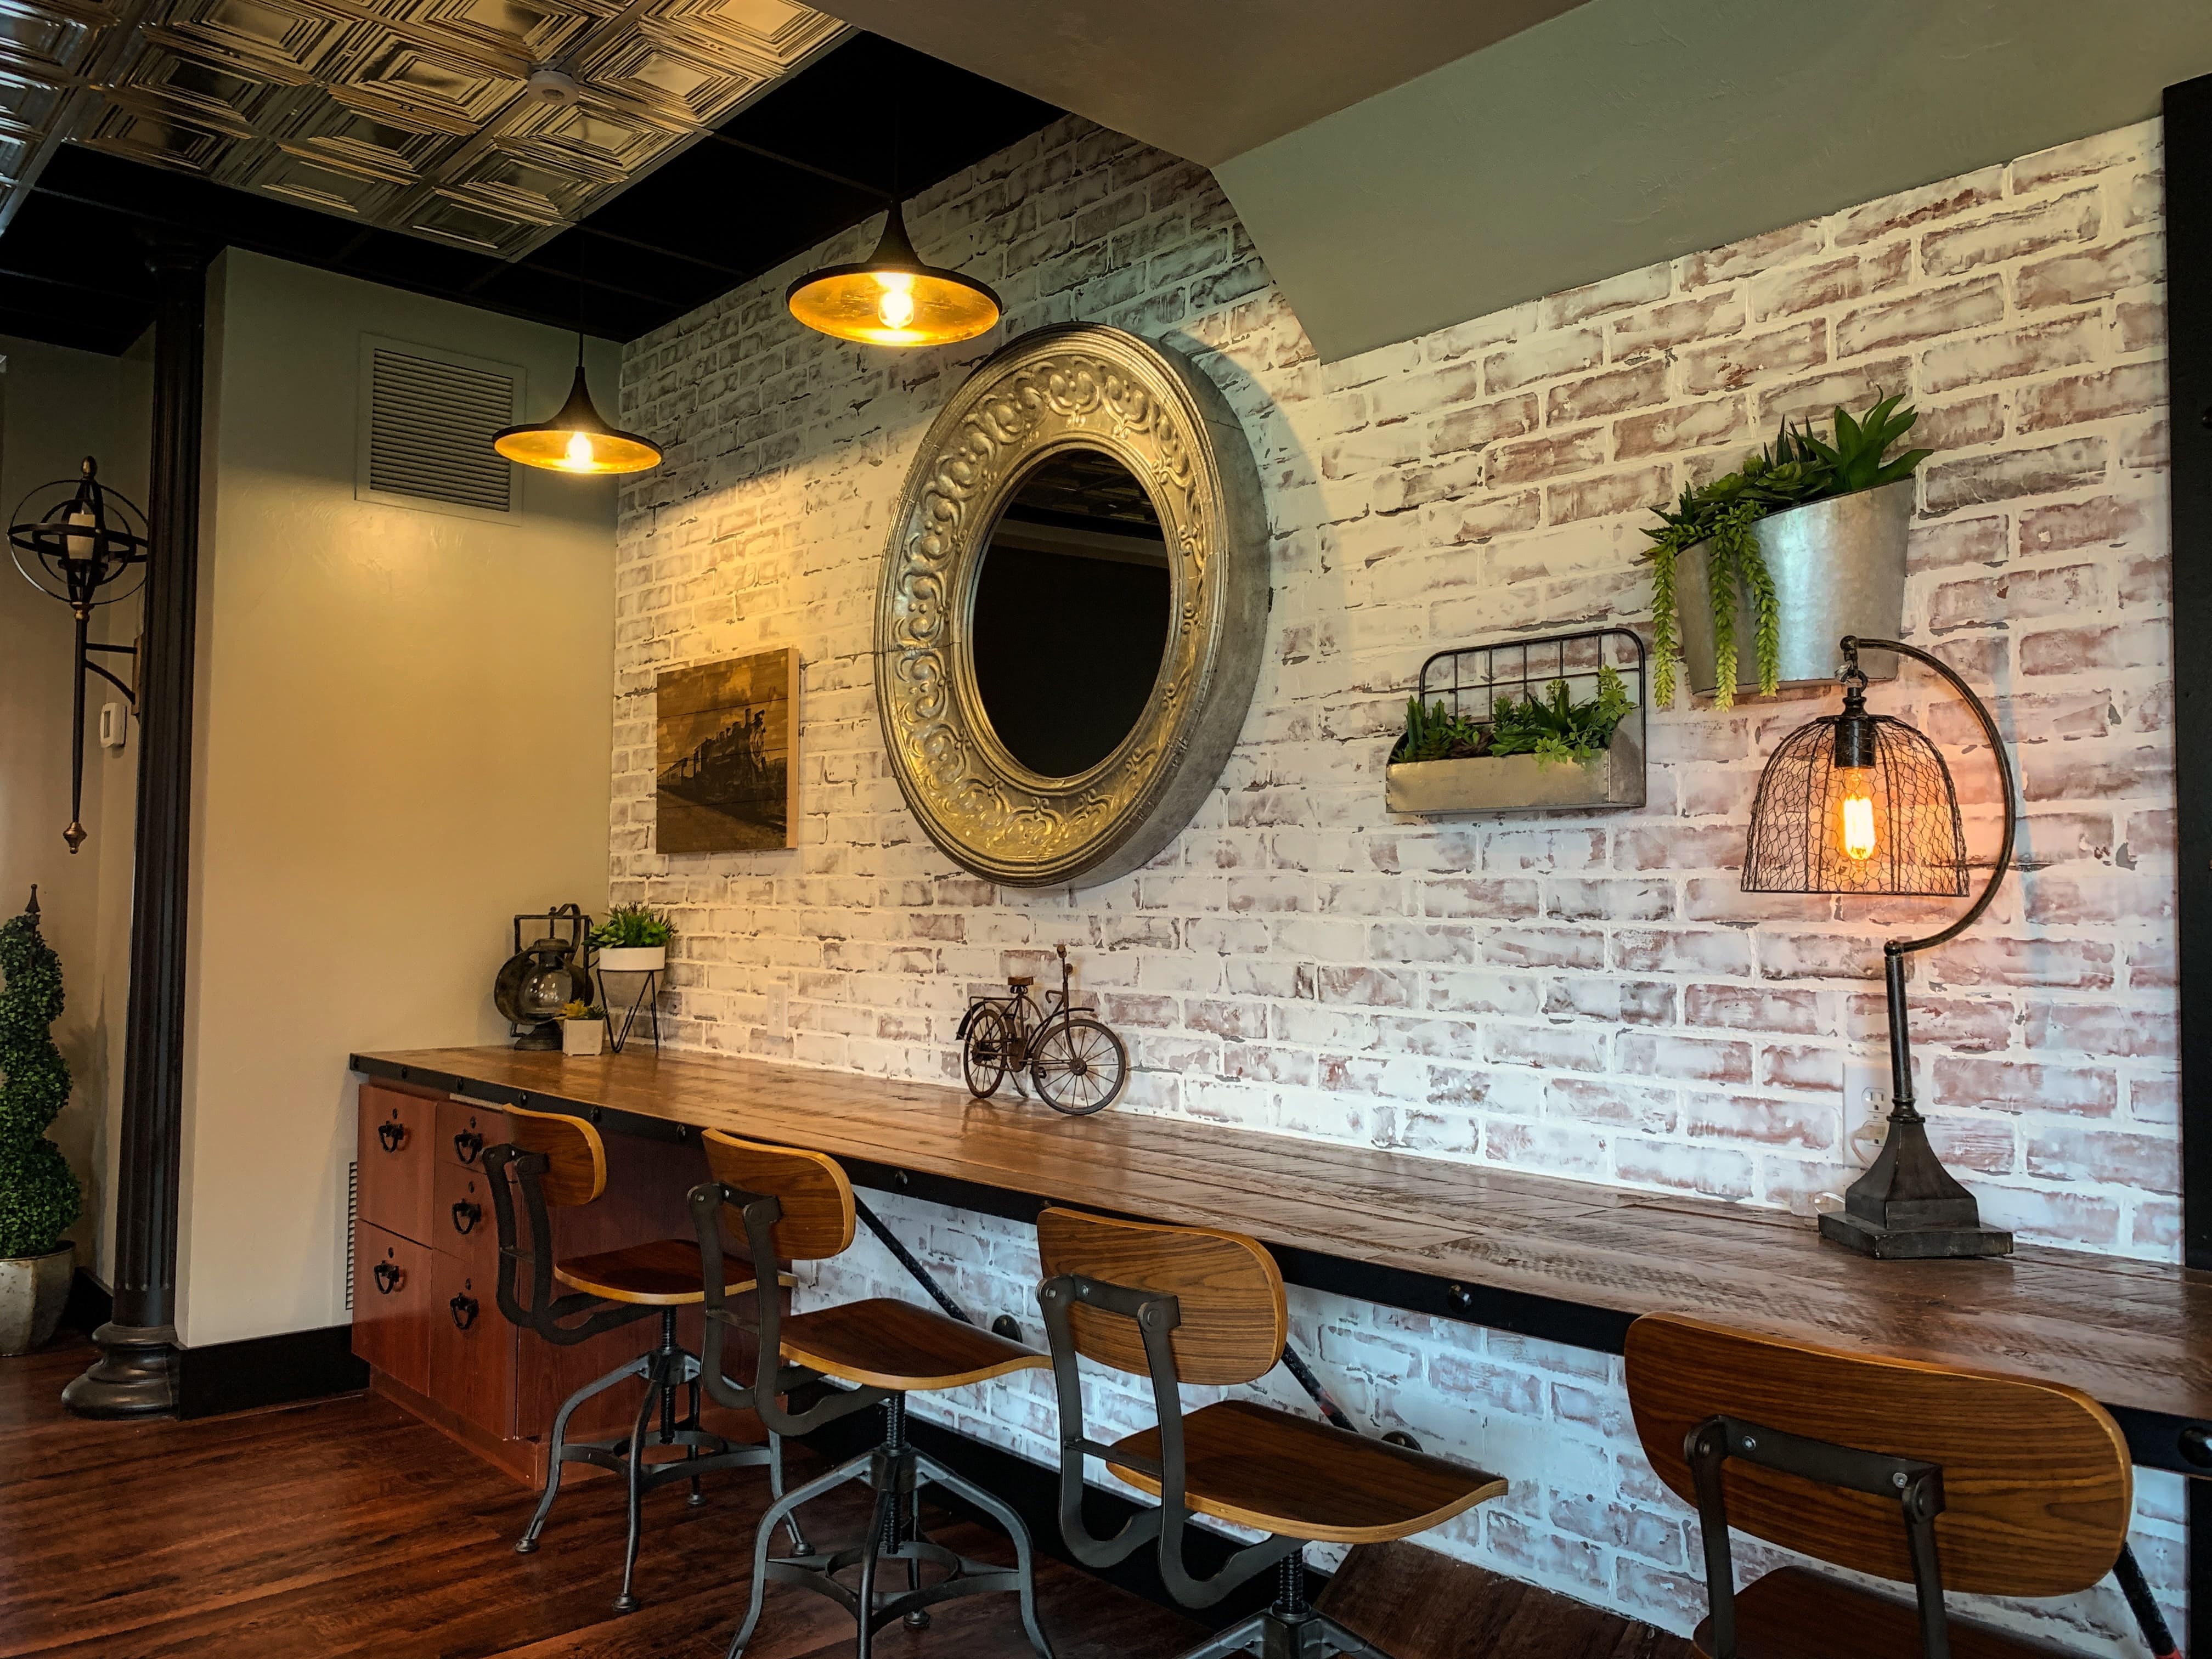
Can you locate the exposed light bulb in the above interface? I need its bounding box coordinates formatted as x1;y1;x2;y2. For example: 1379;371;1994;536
563;431;595;471
876;273;916;331
1837;771;1877;862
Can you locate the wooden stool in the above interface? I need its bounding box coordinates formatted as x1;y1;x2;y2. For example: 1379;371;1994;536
1034;1207;1506;1659
482;1105;803;1615
690;1129;1055;1659
1623;1314;2137;1659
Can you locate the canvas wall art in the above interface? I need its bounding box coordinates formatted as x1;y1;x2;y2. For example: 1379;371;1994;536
654;647;798;853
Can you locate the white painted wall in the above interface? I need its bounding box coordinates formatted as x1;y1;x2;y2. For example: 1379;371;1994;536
174;250;617;1348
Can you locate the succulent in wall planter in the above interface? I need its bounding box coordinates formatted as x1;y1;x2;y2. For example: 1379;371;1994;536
591;903;671;973
1644;394;1932;709
0;890;81;1358
559;1001;608;1058
1385;661;1645;815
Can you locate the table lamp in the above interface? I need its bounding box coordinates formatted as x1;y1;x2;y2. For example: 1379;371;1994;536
1741;636;2014;1259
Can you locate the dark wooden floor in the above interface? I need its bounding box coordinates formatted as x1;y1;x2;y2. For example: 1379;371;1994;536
0;1337;1203;1659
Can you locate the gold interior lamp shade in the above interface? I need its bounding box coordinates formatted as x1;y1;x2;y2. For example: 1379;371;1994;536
787;198;1001;347
493;365;662;475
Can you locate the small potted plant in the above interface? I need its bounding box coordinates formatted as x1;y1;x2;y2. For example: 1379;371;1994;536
1386;660;1643;815
0;891;81;1358
559;1000;608;1058
1644;393;1932;709
591;903;671;973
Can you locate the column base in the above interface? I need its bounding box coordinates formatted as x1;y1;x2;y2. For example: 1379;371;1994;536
61;1321;180;1418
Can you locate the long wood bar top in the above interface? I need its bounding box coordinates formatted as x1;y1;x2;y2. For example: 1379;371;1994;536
352;1043;2211;1466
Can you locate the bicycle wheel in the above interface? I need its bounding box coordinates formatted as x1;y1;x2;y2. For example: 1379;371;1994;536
962;1005;1012;1099
1029;1016;1127;1115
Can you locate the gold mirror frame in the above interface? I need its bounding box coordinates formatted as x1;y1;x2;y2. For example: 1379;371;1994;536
875;324;1268;889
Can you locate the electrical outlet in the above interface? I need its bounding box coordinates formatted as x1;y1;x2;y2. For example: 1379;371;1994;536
1844;1059;1890;1166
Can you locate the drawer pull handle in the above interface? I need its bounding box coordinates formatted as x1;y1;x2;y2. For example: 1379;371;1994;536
376;1120;407;1153
453;1129;484;1164
449;1294;479;1331
450;1199;482;1236
373;1260;403;1295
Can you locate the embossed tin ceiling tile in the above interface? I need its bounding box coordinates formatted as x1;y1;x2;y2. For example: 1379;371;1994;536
497;91;676;174
114;44;292;137
439;143;600;222
574;25;767;126
328;30;519;132
0;66;65;132
0;2;101;77
0;128;35;183
652;0;840;65
82;95;237;174
145;0;357;82
406;184;542;252
272;88;450;180
392;0;593;64
239;142;401;213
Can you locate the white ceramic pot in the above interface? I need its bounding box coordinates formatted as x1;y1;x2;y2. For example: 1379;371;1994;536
0;1243;74;1357
561;1018;607;1058
595;945;665;973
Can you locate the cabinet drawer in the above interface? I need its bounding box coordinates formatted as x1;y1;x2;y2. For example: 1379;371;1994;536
437;1098;507;1173
358;1084;437;1245
428;1251;516;1439
433;1158;503;1277
352;1222;431;1395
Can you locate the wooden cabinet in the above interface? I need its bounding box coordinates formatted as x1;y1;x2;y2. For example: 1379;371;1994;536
353;1079;775;1487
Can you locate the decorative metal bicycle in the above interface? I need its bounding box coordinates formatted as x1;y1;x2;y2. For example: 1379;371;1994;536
958;945;1128;1114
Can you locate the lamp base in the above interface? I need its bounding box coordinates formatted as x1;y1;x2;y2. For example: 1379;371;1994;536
512;1020;561;1051
1819;1207;2013;1260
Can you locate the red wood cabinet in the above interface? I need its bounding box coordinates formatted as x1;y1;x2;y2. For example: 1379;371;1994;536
353;1079;772;1487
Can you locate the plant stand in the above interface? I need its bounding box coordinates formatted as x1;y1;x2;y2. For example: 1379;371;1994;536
594;964;662;1055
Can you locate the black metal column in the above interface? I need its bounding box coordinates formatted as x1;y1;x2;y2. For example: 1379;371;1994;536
62;240;209;1419
2164;66;2212;1657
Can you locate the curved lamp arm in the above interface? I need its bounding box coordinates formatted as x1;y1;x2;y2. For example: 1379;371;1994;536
1844;636;2017;957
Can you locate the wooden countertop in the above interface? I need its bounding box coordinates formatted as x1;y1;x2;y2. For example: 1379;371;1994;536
353;1044;2211;1438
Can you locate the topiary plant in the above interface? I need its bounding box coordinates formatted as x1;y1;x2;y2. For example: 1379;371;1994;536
0;891;80;1259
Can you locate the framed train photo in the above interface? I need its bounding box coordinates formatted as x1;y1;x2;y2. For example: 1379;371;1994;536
654;647;799;853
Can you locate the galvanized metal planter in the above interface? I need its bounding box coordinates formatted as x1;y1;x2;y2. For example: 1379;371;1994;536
1386;724;1645;815
1677;477;1914;696
0;1243;72;1357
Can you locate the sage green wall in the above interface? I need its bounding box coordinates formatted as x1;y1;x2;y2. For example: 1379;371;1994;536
1215;0;2212;362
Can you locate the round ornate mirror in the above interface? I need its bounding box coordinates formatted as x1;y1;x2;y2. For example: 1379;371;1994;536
876;324;1267;889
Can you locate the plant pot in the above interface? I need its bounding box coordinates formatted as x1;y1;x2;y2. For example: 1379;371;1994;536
595;945;665;973
0;1243;74;1357
561;1018;607;1058
1385;726;1645;816
1676;478;1913;697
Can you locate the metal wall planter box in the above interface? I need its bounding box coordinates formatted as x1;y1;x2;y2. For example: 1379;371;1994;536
1387;725;1645;816
1676;477;1913;696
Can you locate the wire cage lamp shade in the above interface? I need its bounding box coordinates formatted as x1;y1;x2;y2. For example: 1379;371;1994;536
1741;685;1970;898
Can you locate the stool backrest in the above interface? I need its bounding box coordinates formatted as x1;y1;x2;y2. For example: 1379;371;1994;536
1036;1206;1285;1386
501;1104;606;1206
700;1129;855;1260
1624;1314;2131;1598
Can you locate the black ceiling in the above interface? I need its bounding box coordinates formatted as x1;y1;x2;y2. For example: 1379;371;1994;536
0;34;1061;358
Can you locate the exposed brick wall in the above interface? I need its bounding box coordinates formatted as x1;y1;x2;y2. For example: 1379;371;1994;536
619;117;2179;1645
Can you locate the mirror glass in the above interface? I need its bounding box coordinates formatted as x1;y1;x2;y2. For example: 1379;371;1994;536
972;449;1171;778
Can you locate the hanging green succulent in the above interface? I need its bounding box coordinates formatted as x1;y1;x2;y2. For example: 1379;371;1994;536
1643;393;1932;710
1391;697;1488;764
1489;664;1633;767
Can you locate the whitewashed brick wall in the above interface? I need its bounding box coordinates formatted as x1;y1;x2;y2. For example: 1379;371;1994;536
619;117;2180;1646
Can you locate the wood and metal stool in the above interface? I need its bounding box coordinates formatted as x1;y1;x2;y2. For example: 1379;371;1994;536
1034;1207;1506;1659
483;1104;804;1614
689;1128;1055;1659
1624;1313;2148;1659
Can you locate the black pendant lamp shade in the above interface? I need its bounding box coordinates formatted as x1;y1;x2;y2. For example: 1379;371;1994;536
1743;635;2015;1261
786;198;1001;347
494;362;661;475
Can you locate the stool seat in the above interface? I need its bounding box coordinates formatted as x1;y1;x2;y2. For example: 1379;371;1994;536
1695;1567;2081;1659
554;1238;759;1306
1107;1400;1505;1545
778;1297;1049;1390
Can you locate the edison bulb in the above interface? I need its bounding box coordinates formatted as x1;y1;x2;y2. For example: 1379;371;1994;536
1836;770;1877;862
558;431;594;471
876;273;916;331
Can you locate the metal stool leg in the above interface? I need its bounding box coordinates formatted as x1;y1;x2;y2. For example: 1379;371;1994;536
726;1449;874;1659
517;1350;652;1555
1174;1615;1268;1659
854;1474;899;1659
768;1431;812;1556
916;1452;1055;1659
611;1348;667;1614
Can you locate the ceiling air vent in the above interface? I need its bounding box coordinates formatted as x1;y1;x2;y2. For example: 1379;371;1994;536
356;335;522;522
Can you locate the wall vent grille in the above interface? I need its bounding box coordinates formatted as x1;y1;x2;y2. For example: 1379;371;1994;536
343;1159;358;1314
358;338;520;517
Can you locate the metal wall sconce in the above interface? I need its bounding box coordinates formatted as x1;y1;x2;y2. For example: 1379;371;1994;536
8;457;148;852
1742;635;2015;1260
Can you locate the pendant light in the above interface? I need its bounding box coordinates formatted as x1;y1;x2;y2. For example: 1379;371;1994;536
494;248;661;474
